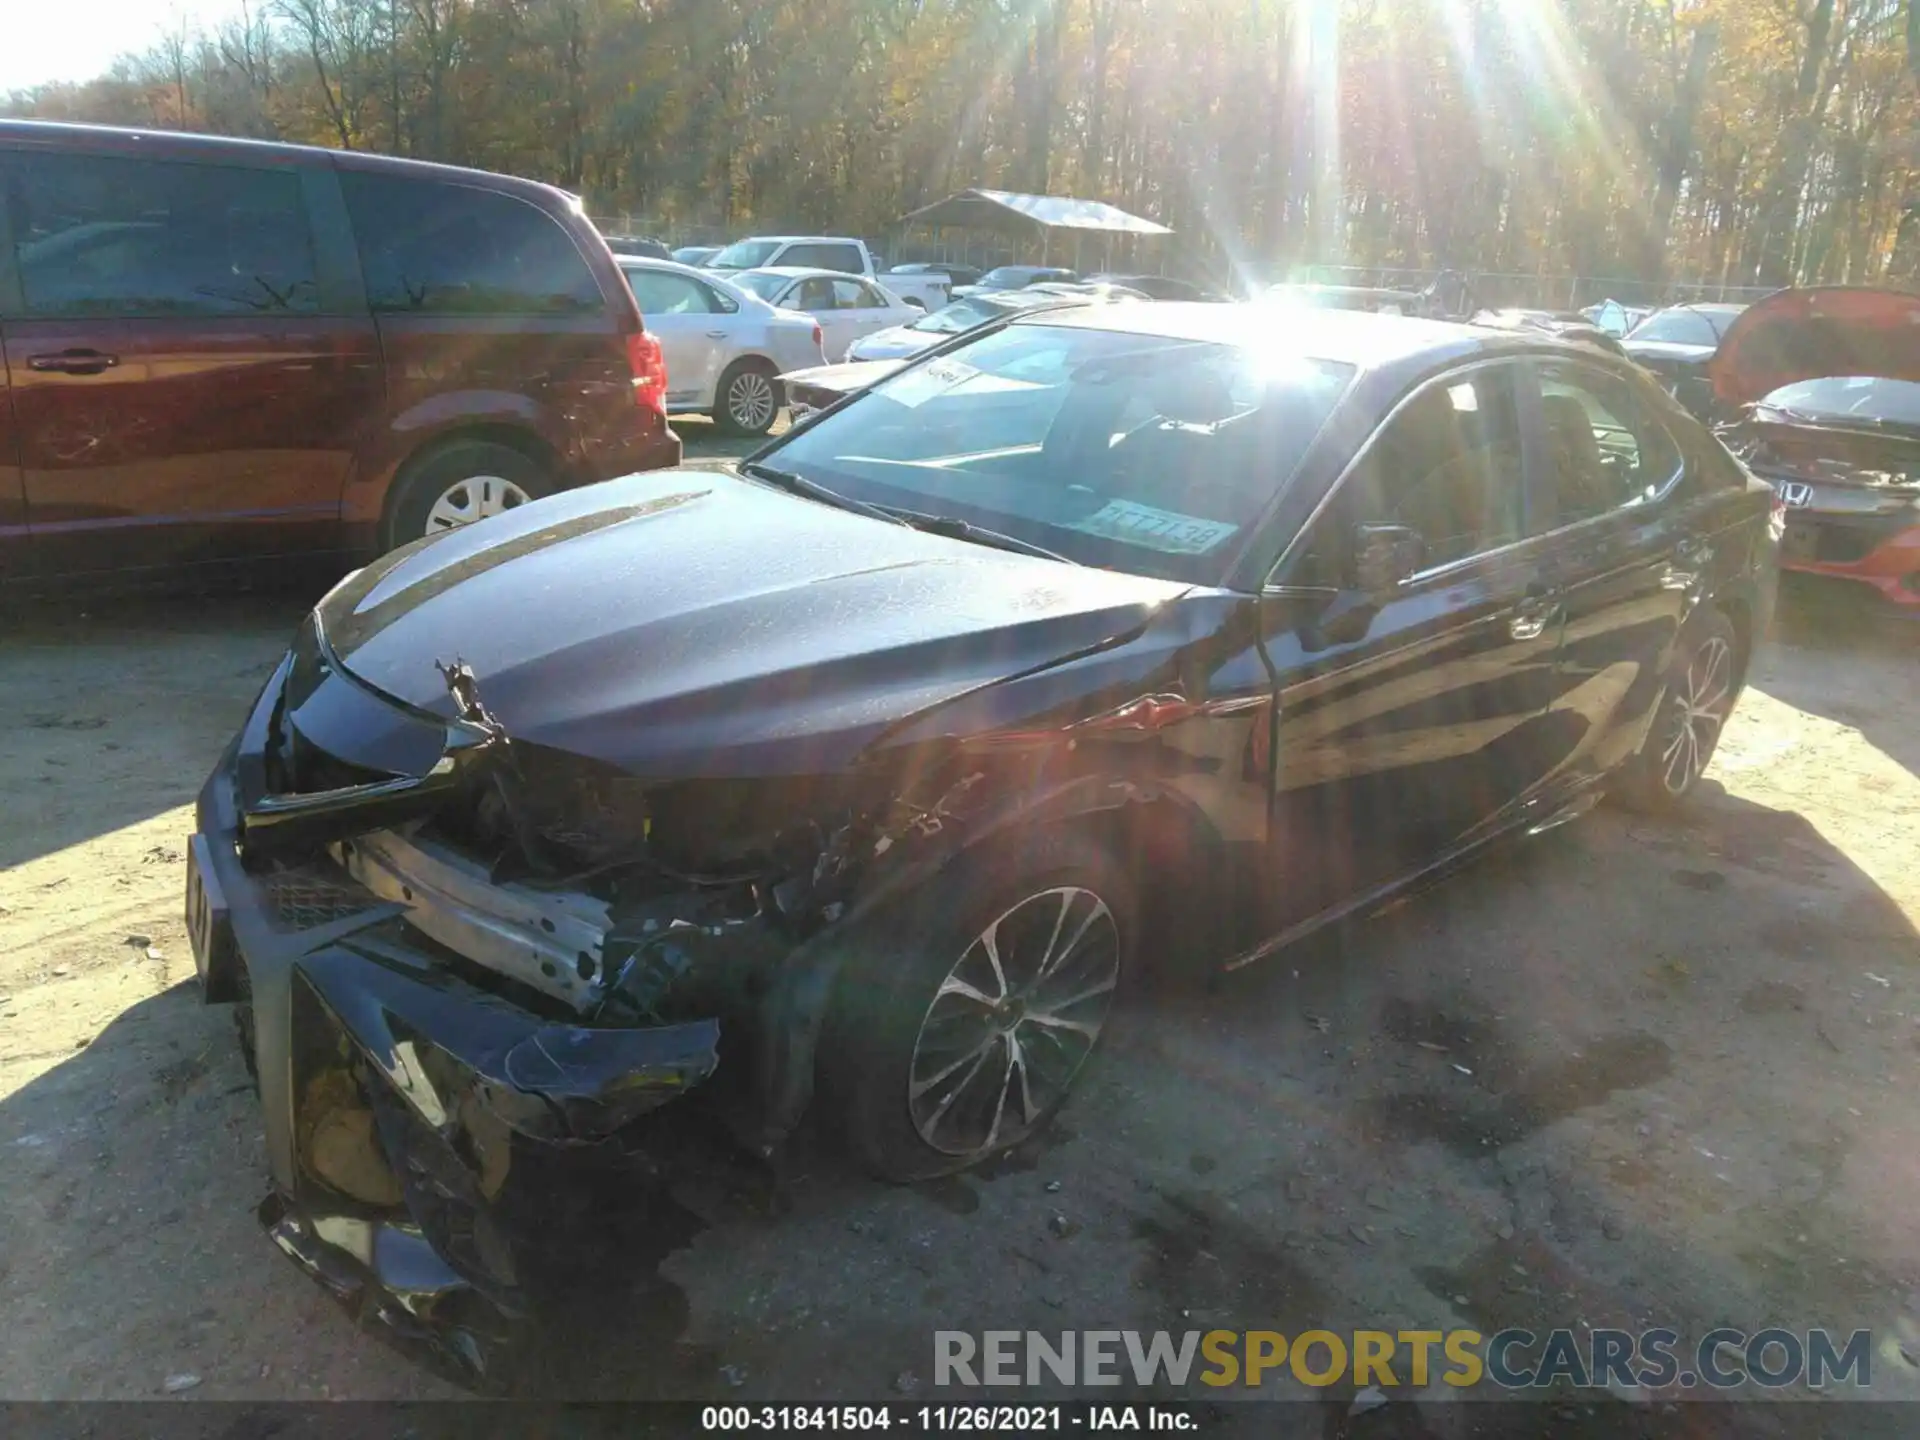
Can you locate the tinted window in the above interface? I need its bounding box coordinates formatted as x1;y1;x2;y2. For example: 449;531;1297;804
1291;367;1527;584
622;267;715;315
767;322;1354;584
8;153;317;318
783;243;865;274
1537;363;1684;525
342;172;602;315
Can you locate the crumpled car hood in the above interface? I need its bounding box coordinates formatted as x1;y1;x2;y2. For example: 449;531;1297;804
316;467;1188;777
1710;286;1920;407
778;357;907;396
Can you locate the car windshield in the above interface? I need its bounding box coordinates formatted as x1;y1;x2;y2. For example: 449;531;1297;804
911;297;1005;335
731;271;792;302
671;246;715;265
979;267;1044;288
708;239;783;270
1760;375;1920;426
1627;307;1731;347
760;321;1355;584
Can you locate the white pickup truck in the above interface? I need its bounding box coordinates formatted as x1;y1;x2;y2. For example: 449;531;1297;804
703;236;950;311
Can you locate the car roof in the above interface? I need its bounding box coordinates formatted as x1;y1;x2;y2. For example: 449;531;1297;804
734;236;863;246
738;266;876;282
1017;301;1564;371
0;119;580;211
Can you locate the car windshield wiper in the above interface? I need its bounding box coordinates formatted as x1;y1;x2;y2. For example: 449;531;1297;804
739;462;908;527
875;506;1075;564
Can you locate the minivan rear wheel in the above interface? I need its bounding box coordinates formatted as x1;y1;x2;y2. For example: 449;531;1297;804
385;440;550;549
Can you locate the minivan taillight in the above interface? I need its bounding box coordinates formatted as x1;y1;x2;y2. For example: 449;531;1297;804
811;322;823;354
626;331;668;415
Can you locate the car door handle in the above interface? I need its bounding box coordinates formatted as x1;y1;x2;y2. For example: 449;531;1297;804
1661;539;1713;589
1508;586;1562;642
705;329;728;339
28;349;119;375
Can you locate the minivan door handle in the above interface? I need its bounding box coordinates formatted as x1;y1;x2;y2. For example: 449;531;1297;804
28;349;120;376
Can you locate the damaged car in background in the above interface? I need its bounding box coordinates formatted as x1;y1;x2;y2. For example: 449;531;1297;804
187;303;1777;1384
1712;285;1920;612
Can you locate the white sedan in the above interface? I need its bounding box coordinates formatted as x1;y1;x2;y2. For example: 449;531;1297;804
728;267;921;362
616;257;826;434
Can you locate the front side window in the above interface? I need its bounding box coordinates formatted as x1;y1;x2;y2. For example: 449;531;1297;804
765;322;1354;583
342;172;603;315
793;277;838;311
1537;363;1683;525
1287;365;1528;586
9;152;317;318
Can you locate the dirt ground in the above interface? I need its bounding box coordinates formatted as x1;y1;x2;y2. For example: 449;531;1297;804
4;439;1919;1428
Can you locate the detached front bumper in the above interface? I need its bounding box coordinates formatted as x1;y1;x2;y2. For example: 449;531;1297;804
188;654;721;1387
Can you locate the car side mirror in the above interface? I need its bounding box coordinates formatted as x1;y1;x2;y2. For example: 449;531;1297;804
1353;524;1426;598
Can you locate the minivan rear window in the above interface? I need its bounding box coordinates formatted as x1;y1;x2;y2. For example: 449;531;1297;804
8;153;318;318
341;172;604;316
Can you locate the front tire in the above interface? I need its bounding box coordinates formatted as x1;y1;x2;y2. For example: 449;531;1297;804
821;831;1135;1182
714;359;781;436
1612;608;1739;812
383;440;548;550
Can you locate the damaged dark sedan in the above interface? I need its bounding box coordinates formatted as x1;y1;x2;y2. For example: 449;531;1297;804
186;303;1777;1382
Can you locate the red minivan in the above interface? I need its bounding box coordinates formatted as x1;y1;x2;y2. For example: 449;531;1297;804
0;121;679;588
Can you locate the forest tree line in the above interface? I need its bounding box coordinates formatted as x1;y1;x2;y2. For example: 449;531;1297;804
5;0;1919;291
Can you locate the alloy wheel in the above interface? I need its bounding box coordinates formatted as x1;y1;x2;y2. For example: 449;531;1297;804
424;475;532;534
726;370;777;431
1659;634;1733;794
907;886;1120;1158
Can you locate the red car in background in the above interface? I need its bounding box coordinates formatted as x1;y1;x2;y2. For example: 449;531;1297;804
1715;286;1920;612
0;121;679;591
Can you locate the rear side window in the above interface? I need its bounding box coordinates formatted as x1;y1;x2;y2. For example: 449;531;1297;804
7;152;317;318
783;243;864;274
1536;362;1684;525
622;268;715;315
341;172;603;315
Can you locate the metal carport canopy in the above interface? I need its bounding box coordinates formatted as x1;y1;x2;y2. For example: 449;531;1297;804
898;188;1173;237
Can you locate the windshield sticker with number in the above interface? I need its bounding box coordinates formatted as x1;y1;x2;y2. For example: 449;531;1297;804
1068;500;1238;554
884;358;982;409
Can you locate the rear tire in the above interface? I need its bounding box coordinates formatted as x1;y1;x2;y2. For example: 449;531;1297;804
819;830;1135;1182
1612;608;1740;813
383;440;550;550
714;360;781;436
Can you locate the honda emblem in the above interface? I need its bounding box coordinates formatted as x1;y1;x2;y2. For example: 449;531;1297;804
1777;481;1813;509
